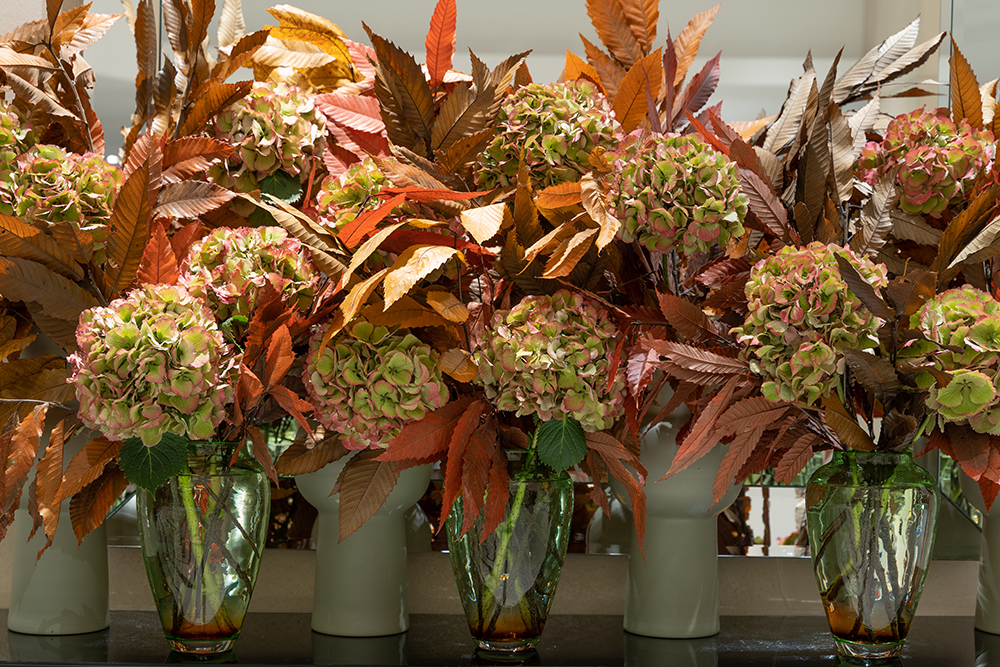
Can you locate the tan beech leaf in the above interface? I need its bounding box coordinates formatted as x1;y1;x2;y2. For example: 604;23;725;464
339;268;389;323
337;221;407;291
212;30;268;82
949;214;1000;269
460;203;507;245
362;295;449;329
56;437;122;503
763;55;816;153
0;46;57;70
586;0;643;68
542;228;598;279
364;23;435;147
581;35;625;101
7;405;49;502
536;181;583;210
613;48;662;134
619;0;658;54
822;396;875;451
851;178;896;259
729;116;775;141
830;106;855;203
382;245;463;310
0;213;84;281
4;71;74;119
179;79;253;136
217;0;246;48
102;159;150;299
32;419;68;558
0;257;98;323
522;221;575;268
848;92;880;157
981;78;998;127
154;180;236;219
268;4;348;39
580;173;619;250
275;434;349;477
337;449;398;541
59;13;123;60
889;208;942;246
267;26;351;64
439;348;479;383
833;16;919;103
426;290;469;323
672;4;719;87
253;36;333;69
69;462;127;545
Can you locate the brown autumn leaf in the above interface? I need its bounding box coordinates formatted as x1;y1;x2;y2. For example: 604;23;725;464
339;268;390;325
32;419;68;559
563;49;605;95
613;48;663;134
951;37;983;129
362;295;450;329
162;136;233;181
580;173;619;250
0;213;84;281
69;462;128;545
154;180;236;219
425;0;457;89
102;158;151;299
6;405;49;507
178;80;253;137
0;257;98;323
337;221;407;291
136;220;179;286
275;434;350;477
536;181;584;210
439;347;478;383
542;228;598;279
822;395;876;451
426;290;469;323
586;0;643;68
337;449;399;541
581;35;626;101
364;23;435;151
57;437;122;503
672;4;719;87
763;55;816;153
619;0;658;54
382;245;463;309
459;203;507;245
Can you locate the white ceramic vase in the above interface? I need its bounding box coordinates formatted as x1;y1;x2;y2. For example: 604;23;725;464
8;428;110;635
960;471;1000;634
295;456;432;637
613;395;741;639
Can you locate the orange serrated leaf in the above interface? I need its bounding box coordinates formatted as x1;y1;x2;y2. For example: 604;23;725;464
580;173;619;250
775;433;820;484
541;228;598;278
377;397;476;462
563;50;605;95
439;399;487;530
426;290;469;322
382;245;463;309
425;0;457;89
57;437;122;503
673;4;719;87
479;442;510;542
951;37;984;129
439;348;478;382
337;449;398;541
136;221;179;286
339;268;390;323
102;158;151;299
69;462;127;545
586;0;643;68
586;431;647;554
459;417;497;537
362;294;450;329
179;80;254;137
612;48;663;134
275;435;350;477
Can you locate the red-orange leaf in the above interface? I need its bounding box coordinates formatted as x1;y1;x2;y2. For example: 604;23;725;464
338;194;407;248
57;437;122;503
248;425;279;486
713;397;790;439
439;399;487;531
480;440;511;543
102;158;151;299
269;385;314;441
377;397;476;463
612;48;663;134
587;0;643;68
337;449;398;541
586;431;647;554
712;424;765;501
314;93;384;134
460;416;497;538
170;219;205;265
275;435;350;477
32;419;68;559
775;433;820;484
662;375;738;480
136;221;179;285
69;462;127;545
424;0;457;89
263;324;293;391
154;180;235;219
656;293;720;341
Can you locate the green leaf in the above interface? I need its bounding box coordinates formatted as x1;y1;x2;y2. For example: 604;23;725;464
258;170;302;204
118;433;189;491
535;416;587;471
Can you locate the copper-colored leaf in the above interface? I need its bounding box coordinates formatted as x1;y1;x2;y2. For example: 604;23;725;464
541;228;598;279
57;437;122;503
537;181;584;210
713;397;789;439
439;399;487;526
480;439;510;543
382;245;463;309
650;339;748;385
586;430;646;552
154;180;235;219
364;23;435;150
136;221;179;286
337;449;398;541
581;34;625;101
586;0;643;68
339;268;390;324
32;420;68;558
712;424;766;502
822;395;876;452
612;48;663;134
673;51;720;122
775;433;820;484
619;0;658;54
212;29;268;81
439;348;478;382
274;434;349;477
217;0;245;48
885;270;936;318
69;462;127;545
162;136;233;181
0;257;98;323
737;168;792;242
6;405;49;508
362;294;449;329
103;158;151;298
337;221;407;291
459;418;497;537
843;348;901;400
729;116;775;141
315;93;384;134
563;50;605;95
580;174;619;250
179;80;253;136
425;0;457;89
656;293;720;342
932;184;1000;281
835;254;892;321
426;290;469;323
672;4;719;87
0;213;84;281
378;397;476;464
850;178;896;259
662;375;738;480
951;37;983;129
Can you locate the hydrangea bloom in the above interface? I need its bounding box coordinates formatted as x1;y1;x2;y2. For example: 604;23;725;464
315;158;414;231
12;145;122;263
303;322;450;449
476;81;621;190
0;100;35;212
733;242;888;405
209;81;326;195
180;226;318;322
475;290;625;431
70;284;235;447
857;108;994;217
911;287;1000;433
609;131;748;256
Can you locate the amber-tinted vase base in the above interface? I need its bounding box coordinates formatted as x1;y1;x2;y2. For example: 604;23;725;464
167;636;238;656
475;636;540;655
833;636;905;664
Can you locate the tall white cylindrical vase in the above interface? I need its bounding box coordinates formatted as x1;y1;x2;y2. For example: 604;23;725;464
614;398;741;639
8;429;110;635
959;471;1000;633
296;456;432;637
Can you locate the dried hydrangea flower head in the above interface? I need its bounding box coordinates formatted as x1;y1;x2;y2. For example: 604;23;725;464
609;131;748;256
733;242;888;405
858;107;994;217
11;145;122;263
0;98;35;210
475;289;626;431
476;81;621;190
315;157;415;231
70;284;236;447
209;81;326;195
911;287;1000;433
180;226;318;323
303;322;450;449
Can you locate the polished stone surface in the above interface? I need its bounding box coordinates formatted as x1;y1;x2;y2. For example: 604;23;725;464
0;611;986;665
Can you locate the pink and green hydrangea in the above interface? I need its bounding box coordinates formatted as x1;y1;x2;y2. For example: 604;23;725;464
609;131;748;256
474;290;626;431
303;322;450;449
70;284;236;447
733;242;888;405
315;157;415;231
180;226;318;322
857;107;994;217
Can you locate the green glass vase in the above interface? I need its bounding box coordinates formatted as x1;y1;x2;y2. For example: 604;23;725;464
136;441;270;655
806;450;939;662
446;454;573;654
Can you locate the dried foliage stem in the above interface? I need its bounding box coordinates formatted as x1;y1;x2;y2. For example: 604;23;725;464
41;41;94;153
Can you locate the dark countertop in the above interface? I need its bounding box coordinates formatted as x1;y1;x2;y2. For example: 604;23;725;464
0;611;987;666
